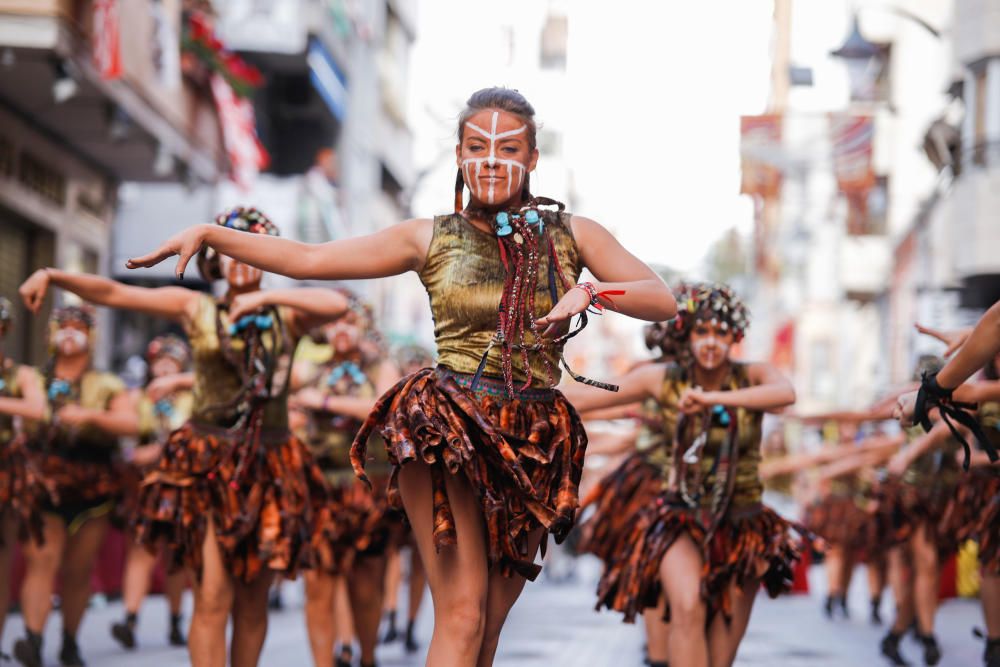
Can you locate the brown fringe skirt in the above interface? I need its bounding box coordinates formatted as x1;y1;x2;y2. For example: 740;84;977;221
941;469;1000;573
596;494;802;624
0;435;48;544
134;421;328;582
877;477;960;555
803;495;867;553
577;452;662;563
311;469;400;574
350;368;588;580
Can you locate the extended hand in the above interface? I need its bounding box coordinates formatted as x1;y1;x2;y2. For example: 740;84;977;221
534;287;590;339
914;323;970;357
126;225;210;279
146;375;182;402
228;291;268;322
678;388;714;414
886;450;910;477
892;390;917;426
55;404;94;427
19;269;51;314
290;387;326;411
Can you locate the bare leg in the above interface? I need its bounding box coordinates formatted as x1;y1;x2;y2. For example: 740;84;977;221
707;576;759;667
332;575;355;660
407;547;428;622
188;520;234;667
888;546;915;632
60;516;110;636
348;555;388;665
165;567;187;616
230;570;274;667
121;542;159;614
911;524;940;635
19;515;67;633
304;570;336;667
475;528;545;667
397;461;489;667
0;511;16;641
661;535;709;667
825;545;845;611
383;547;401;613
643;597;670;664
983;573;1000;638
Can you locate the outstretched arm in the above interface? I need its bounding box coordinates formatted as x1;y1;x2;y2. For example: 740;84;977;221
127;218;434;282
0;366;46;421
19;269;196;322
679;362;795;414
937;301;1000;388
227;288;351;338
886;420;953;476
914;322;972;358
561;362;665;414
56;390;139;437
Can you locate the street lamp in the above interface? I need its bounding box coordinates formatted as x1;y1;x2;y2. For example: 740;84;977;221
831;15;889;103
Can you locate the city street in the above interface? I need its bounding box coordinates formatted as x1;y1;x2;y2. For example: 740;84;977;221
2;558;983;667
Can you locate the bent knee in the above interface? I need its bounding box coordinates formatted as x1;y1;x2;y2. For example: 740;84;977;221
437;595;486;640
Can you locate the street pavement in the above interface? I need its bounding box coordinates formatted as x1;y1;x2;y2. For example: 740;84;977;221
1;556;985;666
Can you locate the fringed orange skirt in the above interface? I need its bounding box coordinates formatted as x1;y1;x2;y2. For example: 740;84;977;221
941;469;1000;573
134;421;328;582
0;435;48;544
311;468;400;574
877;476;959;555
596;494;802;624
803;495;867;553
351;367;587;580
577;452;662;563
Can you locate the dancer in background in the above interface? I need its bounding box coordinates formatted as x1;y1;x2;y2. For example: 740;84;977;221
566;282;799;667
110;334;194;651
125;86;676;666
0;297;46;661
11;305;137;667
19;207;350;667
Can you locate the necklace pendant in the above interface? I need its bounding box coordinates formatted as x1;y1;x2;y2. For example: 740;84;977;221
513;232;524;245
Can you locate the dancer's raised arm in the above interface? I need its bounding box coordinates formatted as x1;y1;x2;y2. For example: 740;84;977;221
127;217;433;282
679;362;795;414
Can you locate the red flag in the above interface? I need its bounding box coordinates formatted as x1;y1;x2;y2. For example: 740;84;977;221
92;0;122;80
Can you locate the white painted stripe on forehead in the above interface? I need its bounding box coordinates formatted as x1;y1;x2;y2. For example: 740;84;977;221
464;121;528;140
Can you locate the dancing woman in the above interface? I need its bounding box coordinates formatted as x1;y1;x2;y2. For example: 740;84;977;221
110;334;195;650
0;298;46;660
11;306;137;667
292;299;400;667
564;282;799;667
19;208;350;667
126;87;676;666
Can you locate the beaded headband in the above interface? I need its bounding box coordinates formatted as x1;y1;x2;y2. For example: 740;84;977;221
146;333;191;369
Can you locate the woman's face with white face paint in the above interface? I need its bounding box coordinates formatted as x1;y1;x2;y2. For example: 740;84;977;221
52;320;90;358
456;109;538;209
219;254;263;289
689;320;735;371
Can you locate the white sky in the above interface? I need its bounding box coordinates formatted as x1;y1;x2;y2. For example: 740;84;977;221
406;0;774;274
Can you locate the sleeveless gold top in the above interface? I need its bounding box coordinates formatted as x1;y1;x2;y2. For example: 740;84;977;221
46;369;126;462
635;397;672;471
137;390;195;444
1;359;24;444
187;294;293;429
305;356;388;481
658;362;764;508
418;212;581;387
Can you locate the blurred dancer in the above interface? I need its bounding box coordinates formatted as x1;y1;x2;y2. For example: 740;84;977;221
110;334;194;650
294;295;399;667
126;86;676;666
19;207;350;667
12;306;137;667
0;297;46;660
566;282;800;667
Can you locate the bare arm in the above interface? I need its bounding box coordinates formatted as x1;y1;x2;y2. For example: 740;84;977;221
816;448;897;481
295;361;400;421
584;427;640;456
937;301;1000;389
954;380;1000;404
19;268;196;322
0;365;46;421
227;288;351;339
561;362;665;414
759;434;904;478
57;390;140;437
127;218;434;282
914;322;972;357
681;362;795;414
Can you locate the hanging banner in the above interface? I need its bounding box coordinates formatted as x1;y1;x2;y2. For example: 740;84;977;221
830;114;875;235
739;115;783;199
92;0;122;80
210;73;269;189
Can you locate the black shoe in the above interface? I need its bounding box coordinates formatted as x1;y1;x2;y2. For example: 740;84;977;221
881;631;910;666
168;614;186;647
381;609;398;643
110;621;136;650
871;597;883;626
839;594;850;619
58;634;85;667
984;636;1000;667
824;595;835;619
268;589;284;611
335;644;353;667
404;620;419;654
12;631;43;667
917;634;941;666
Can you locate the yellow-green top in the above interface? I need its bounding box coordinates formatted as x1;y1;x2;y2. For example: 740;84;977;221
46;369;126;459
187;294;293;429
658;362;764;508
418;212;581;387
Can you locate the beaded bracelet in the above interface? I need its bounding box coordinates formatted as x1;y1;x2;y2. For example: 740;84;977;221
573;282;625;314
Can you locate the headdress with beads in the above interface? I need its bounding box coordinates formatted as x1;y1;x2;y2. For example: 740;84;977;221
51;304;96;330
197;206;280;281
145;334;191;369
666;281;750;346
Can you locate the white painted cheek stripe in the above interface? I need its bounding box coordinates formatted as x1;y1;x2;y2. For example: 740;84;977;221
464;113;528;204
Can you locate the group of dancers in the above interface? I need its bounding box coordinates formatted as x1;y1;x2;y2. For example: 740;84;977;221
0;86;996;667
